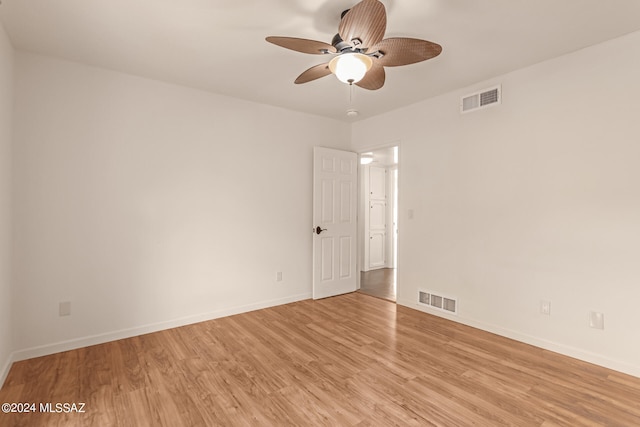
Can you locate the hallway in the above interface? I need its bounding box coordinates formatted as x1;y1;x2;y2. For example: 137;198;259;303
358;268;396;302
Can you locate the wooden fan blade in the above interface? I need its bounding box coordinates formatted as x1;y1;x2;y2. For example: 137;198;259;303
371;38;442;67
355;62;385;90
266;36;337;54
338;0;386;49
295;63;332;84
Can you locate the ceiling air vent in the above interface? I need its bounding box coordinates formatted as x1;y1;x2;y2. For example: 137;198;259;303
460;85;501;114
418;290;458;315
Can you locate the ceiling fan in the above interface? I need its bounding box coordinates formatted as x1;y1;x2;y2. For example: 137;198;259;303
266;0;442;90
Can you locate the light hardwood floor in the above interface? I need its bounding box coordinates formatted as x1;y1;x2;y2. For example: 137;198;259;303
359;268;396;302
1;293;640;426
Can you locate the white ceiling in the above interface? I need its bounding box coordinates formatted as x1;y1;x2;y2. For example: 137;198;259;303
2;0;640;122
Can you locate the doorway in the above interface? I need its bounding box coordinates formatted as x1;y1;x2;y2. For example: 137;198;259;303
358;146;398;302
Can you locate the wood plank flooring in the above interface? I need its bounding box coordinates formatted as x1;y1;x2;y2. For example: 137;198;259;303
2;292;640;426
358;268;396;302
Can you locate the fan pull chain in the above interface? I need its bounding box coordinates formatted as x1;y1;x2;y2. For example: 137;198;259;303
347;83;359;117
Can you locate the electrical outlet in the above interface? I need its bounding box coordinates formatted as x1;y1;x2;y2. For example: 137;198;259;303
589;311;604;329
540;300;551;315
59;301;71;317
276;271;283;282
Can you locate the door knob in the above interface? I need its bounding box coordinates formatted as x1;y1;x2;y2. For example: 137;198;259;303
315;226;327;235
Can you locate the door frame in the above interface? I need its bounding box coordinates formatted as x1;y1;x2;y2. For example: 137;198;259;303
356;143;401;291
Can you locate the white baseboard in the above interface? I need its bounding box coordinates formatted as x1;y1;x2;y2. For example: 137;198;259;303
397;298;640;379
12;292;311;363
9;293;636;385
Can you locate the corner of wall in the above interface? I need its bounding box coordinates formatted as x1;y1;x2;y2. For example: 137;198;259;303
0;17;15;389
0;352;15;388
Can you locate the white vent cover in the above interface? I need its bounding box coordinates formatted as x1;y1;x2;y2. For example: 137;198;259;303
460;85;501;113
418;290;458;315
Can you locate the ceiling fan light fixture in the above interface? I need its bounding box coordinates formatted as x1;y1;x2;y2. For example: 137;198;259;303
360;153;374;164
267;0;442;90
328;53;373;84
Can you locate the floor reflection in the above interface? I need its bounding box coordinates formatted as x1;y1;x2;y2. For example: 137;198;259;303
358;268;396;302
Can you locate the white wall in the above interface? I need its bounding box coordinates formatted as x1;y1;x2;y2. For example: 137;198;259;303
0;21;14;384
352;30;640;377
12;53;350;357
7;28;640;379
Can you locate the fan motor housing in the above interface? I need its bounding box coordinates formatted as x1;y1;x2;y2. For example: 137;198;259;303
331;34;352;52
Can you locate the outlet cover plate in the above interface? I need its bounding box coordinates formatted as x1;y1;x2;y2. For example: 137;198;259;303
540;300;551;315
59;301;71;317
589;311;604;329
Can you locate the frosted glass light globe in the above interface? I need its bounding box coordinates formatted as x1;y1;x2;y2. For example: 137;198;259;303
329;53;373;84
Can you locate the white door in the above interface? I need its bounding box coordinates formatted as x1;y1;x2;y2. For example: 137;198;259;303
369;200;387;268
313;147;357;299
368;166;387;269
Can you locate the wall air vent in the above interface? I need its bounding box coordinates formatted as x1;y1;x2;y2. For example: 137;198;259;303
418;290;458;315
460;85;501;114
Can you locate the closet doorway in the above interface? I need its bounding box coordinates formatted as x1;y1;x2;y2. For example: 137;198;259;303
358;146;398;302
